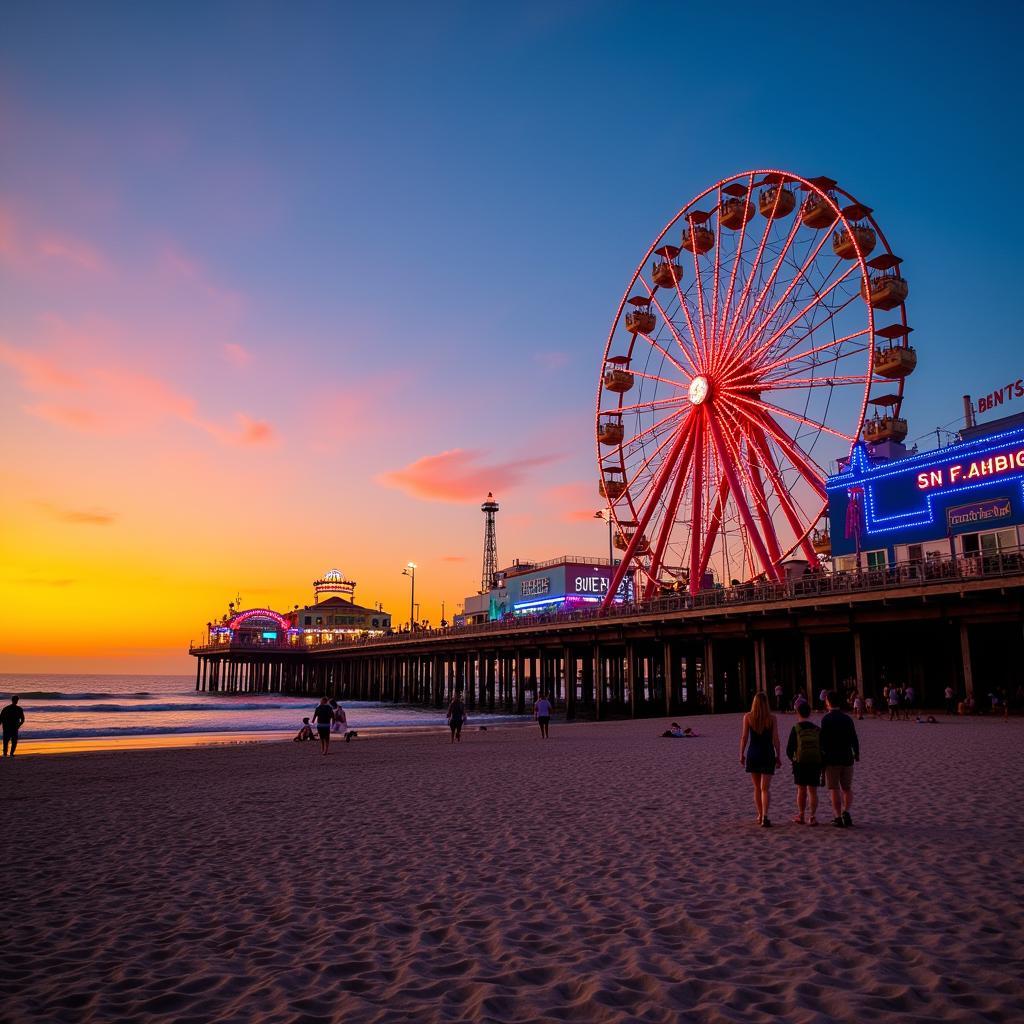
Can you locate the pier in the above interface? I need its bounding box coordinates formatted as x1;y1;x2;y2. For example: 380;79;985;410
190;552;1024;716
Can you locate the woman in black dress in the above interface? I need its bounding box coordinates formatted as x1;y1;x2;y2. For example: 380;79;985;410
739;691;781;827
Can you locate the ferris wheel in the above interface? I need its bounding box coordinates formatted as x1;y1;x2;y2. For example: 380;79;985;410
596;169;914;606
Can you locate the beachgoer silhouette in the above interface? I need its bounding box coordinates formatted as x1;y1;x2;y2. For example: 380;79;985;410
1;696;25;757
311;697;334;755
447;691;466;743
821;690;860;827
294;717;315;742
740;692;781;827
786;702;823;825
534;692;552;739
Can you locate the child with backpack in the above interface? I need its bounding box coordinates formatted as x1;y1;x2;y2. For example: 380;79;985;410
786;702;823;825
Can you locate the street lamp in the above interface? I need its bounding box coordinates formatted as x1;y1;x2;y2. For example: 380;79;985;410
402;562;417;631
595;508;615;566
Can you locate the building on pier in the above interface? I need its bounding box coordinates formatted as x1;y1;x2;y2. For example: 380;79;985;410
457;555;634;625
827;415;1024;571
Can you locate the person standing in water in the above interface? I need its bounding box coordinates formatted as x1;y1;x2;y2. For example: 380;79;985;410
311;697;334;755
739;692;781;828
534;692;552;739
447;690;467;744
1;696;25;757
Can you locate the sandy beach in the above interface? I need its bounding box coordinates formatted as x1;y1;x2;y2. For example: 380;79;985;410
2;714;1022;1023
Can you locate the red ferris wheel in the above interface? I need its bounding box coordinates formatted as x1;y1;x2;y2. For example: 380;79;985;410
597;169;915;607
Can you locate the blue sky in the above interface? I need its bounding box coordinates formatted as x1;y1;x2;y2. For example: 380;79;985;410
2;1;1021;668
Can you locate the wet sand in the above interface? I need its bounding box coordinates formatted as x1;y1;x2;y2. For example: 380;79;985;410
2;714;1022;1023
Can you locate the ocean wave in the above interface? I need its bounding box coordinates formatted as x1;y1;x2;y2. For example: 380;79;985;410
2;691;156;701
23;721;452;739
25;701;314;714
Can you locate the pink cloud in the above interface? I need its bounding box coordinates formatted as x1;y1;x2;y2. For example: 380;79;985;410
547;481;601;523
379;448;560;503
158;243;243;318
440;555;467;563
36;233;108;273
223;342;251;367
1;341;278;448
0;203;109;275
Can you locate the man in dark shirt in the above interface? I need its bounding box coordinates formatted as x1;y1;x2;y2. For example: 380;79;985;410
1;695;26;757
821;690;860;828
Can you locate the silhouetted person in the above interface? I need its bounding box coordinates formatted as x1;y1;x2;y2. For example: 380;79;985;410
1;696;25;757
534;692;552;738
821;690;860;828
447;691;467;744
311;697;334;755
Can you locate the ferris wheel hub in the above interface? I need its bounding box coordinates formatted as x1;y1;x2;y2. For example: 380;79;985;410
688;375;710;406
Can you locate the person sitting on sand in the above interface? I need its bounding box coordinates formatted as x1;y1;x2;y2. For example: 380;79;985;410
915;715;939;724
661;722;685;737
740;692;781;828
294;717;315;742
786;703;822;825
311;697;334;755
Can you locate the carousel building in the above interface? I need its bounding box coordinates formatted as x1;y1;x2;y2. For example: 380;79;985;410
204;569;391;647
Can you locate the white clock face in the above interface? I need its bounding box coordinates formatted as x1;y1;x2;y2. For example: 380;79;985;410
689;375;710;405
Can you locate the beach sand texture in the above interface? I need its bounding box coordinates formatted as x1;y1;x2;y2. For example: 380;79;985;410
2;715;1022;1023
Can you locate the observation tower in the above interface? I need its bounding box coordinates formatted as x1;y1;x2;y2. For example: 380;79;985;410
481;493;499;593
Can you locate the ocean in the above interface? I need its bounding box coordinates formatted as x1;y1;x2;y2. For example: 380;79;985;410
0;674;527;752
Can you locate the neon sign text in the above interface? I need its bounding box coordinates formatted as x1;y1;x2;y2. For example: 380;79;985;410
916;449;1024;491
977;378;1024;415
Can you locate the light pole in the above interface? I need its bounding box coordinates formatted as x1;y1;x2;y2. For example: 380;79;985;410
595;508;615;567
402;562;416;631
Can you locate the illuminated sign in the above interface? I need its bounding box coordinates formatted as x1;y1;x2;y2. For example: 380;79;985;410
946;497;1012;531
917;449;1024;491
976;377;1024;416
261;631;278;639
826;429;1024;556
520;577;551;597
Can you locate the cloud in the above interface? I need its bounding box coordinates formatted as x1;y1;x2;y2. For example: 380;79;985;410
440;555;467;562
223;342;251;367
547;481;601;523
34;501;117;525
379;448;560;503
0;203;109;275
36;233;108;273
1;341;279;447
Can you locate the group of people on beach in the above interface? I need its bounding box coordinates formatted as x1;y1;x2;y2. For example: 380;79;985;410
443;690;553;743
295;697;355;754
740;690;859;829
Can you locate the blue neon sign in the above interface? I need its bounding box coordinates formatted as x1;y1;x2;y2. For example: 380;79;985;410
827;426;1024;555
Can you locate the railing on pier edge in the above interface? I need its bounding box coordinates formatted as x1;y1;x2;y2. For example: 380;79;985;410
189;548;1024;655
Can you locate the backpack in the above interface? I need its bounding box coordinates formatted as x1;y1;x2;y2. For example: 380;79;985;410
794;722;822;765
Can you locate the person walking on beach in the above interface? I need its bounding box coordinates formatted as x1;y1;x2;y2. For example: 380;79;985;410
311;697;334;755
534;692;552;738
786;702;822;825
944;685;956;715
739;692;781;828
821;691;860;828
447;691;466;744
1;696;25;757
773;683;784;711
887;686;900;721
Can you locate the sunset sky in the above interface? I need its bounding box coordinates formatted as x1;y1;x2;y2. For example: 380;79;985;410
2;3;1021;673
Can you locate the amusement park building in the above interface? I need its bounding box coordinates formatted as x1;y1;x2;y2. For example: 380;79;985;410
205;569;391;646
457;556;635;625
826;412;1024;571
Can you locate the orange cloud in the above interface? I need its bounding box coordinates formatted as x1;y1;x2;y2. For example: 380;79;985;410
441;555;467;562
34;502;117;525
379;448;559;503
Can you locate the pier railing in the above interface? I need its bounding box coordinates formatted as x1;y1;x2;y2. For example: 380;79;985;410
190;548;1024;655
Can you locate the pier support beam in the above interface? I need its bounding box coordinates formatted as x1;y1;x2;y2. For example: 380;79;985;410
960;623;974;698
